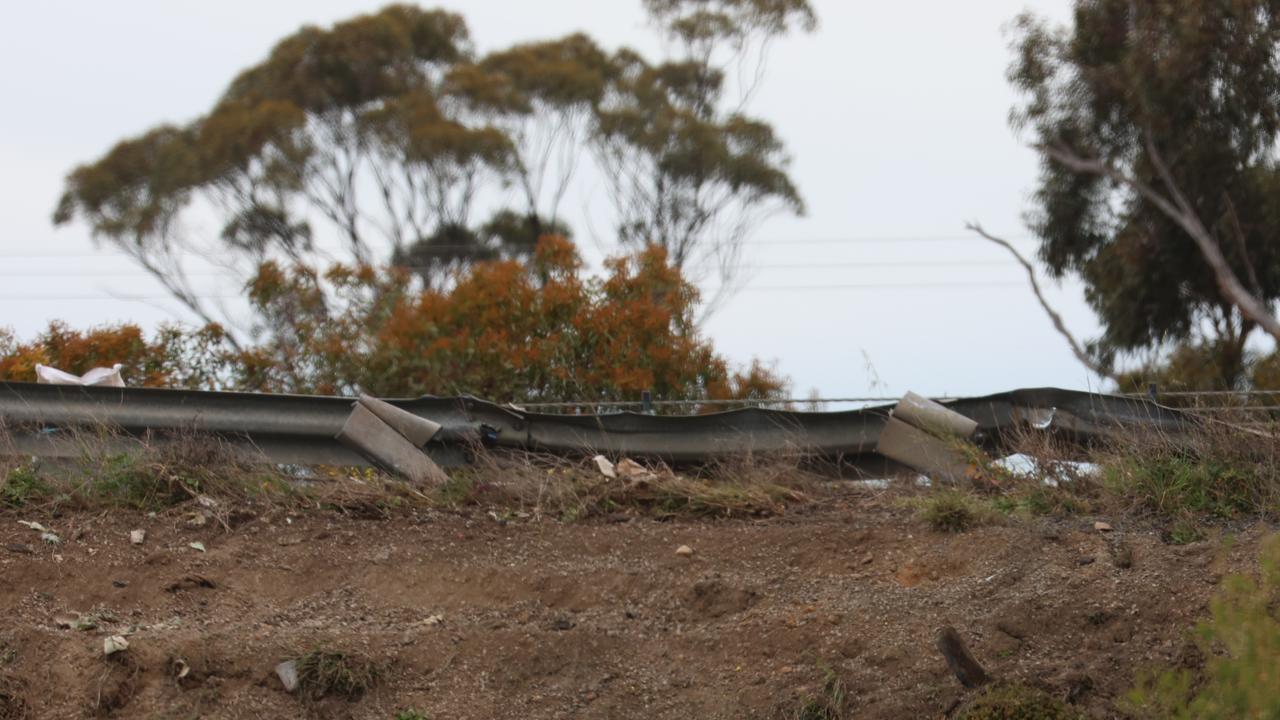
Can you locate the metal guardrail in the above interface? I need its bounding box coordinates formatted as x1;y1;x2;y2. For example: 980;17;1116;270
0;382;1192;471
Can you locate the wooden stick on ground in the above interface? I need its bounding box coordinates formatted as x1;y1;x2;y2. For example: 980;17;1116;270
936;626;990;689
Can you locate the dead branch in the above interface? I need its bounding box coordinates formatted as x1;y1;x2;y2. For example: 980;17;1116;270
967;222;1118;382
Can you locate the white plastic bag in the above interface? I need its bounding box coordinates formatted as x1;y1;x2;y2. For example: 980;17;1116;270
35;363;125;387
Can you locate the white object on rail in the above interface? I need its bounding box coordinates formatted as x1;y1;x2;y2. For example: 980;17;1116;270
35;363;125;387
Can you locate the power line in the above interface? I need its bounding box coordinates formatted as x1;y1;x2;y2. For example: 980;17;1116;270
0;260;1024;278
0;280;1033;301
0;235;1037;259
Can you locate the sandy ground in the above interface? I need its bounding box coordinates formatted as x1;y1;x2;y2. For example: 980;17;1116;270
0;489;1258;719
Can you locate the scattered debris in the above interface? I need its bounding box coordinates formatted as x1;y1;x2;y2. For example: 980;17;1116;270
421;614;444;627
275;660;300;693
103;635;129;656
188;542;206;553
16;521;48;533
5;544;32;555
195;495;219;509
593;455;617;479
615;458;658;482
1094;521;1114;532
129;530;146;546
40;532;60;545
53;613;79;630
35;362;125;387
675;545;695;557
172;657;191;679
185;512;208;529
993;453;1100;486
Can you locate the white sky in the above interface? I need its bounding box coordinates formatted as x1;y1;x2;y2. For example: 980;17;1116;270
0;0;1105;401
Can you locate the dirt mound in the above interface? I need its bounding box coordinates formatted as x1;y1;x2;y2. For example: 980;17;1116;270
0;493;1258;718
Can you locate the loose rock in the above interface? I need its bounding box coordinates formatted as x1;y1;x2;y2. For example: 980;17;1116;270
130;529;146;545
275;660;299;692
103;635;129;656
675;545;694;557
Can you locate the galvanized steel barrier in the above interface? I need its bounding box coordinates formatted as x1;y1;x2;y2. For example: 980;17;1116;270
0;382;1190;471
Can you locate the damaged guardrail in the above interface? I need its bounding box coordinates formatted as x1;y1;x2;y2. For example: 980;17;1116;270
0;381;1192;481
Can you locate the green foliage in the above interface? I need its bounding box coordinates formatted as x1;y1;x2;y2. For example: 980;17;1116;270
594;50;803;272
956;683;1081;720
53;3;809;329
395;712;429;720
1;464;48;508
1010;1;1280;375
2;433;293;512
1101;451;1275;524
1128;535;1280;718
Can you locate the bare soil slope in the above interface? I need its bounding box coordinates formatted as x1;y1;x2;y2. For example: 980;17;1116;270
0;492;1256;719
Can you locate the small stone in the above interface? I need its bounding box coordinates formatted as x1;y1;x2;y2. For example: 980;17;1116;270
1093;521;1113;532
421;614;444;627
130;530;146;546
593;455;617;479
5;544;32;554
53;613;79;629
186;512;208;528
675;545;694;557
861;554;874;565
275;660;299;692
188;542;206;553
103;635;129;656
113;580;129;588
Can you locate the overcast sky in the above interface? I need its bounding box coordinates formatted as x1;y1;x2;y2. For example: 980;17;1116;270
0;0;1098;402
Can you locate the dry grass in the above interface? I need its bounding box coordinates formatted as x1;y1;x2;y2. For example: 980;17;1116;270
0;423;293;515
293;649;380;701
445;448;823;521
900;408;1280;543
1;423;827;522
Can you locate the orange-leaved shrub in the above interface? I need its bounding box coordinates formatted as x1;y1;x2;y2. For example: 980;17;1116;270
0;238;786;407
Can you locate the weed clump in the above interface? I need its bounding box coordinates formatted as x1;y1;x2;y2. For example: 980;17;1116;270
785;667;849;720
1128;534;1280;718
917;490;988;533
1;463;47;508
294;650;379;701
0;426;291;512
956;682;1081;720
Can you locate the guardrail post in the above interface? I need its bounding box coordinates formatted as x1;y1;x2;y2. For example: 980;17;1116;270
1147;383;1159;402
642;390;653;415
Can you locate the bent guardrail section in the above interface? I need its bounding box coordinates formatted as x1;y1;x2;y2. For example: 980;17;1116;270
0;382;1191;471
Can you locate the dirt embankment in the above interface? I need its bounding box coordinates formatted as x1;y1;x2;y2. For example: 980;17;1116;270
0;492;1256;719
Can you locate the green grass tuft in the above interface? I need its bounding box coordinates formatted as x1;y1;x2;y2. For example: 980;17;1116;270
915;489;991;533
956;682;1082;720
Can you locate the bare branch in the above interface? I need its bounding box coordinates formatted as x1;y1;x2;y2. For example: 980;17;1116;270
967;222;1117;382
